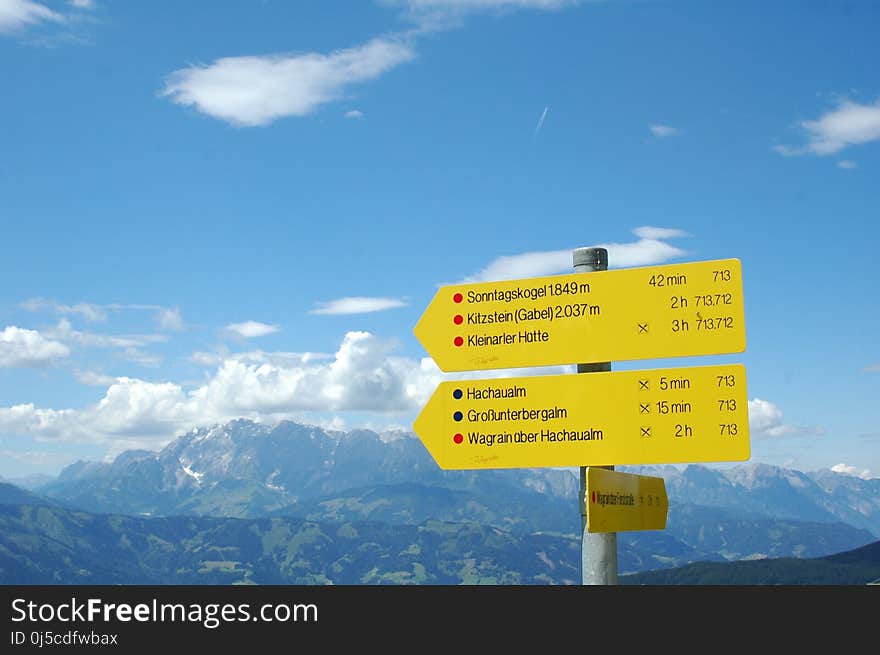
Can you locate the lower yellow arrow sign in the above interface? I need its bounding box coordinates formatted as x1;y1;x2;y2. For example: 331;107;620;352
413;363;749;470
584;467;668;533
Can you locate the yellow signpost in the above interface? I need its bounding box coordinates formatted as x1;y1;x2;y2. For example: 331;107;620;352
583;468;668;533
414;258;745;371
413;363;749;470
413;252;751;583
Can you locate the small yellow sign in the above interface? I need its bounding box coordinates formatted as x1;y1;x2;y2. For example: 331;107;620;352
413;363;749;470
584;468;668;533
414;259;745;371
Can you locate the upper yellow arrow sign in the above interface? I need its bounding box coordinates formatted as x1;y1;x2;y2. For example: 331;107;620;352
415;259;745;371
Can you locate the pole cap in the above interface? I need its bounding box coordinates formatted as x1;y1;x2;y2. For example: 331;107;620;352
572;247;608;271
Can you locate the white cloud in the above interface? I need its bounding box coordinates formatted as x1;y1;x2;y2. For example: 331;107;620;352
75;371;117;386
748;398;824;438
0;0;63;32
0;326;69;367
228;350;334;366
830;463;873;480
392;0;575;7
457;249;570;282
649;124;679;138
771;144;800;157
534;106;549;138
47;319;167;350
68;0;94;8
748;398;786;435
345;109;364;119
0;381;192;447
837;160;858;170
21;298;107;322
122;348;163;368
775;99;880;156
21;298;184;330
632;226;690;240
63;302;107;322
117;304;184;330
456;226;688;282
156;307;184;331
189;348;326;368
384;0;577;22
161;37;415;127
189;351;222;367
0;331;570;449
310;297;407;315
223;321;281;339
595;237;687;268
193;331;427;415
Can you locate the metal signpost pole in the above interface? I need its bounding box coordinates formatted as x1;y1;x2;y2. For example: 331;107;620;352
573;246;618;585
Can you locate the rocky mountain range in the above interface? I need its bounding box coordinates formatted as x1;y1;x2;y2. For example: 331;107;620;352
0;419;876;583
38;419;880;537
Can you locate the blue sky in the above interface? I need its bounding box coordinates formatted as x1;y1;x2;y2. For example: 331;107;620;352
0;0;878;479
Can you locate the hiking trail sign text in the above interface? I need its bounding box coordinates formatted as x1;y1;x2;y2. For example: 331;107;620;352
414;259;745;371
413;364;749;470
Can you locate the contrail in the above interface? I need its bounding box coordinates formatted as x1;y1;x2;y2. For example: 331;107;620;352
533;106;549;139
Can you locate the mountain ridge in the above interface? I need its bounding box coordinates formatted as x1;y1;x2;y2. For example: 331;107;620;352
621;539;880;585
39;419;880;537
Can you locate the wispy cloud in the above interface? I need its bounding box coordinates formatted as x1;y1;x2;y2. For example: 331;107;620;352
771;145;798;156
456;249;570;283
189;351;223;367
161;37;415;127
863;364;880;372
121;348;163;368
774;98;880;156
383;0;579;27
21;298;185;331
345;109;365;119
75;370;117;386
0;0;63;33
533;106;549;138
0;326;69;367
188;349;330;368
20;298;107;322
455;226;689;283
310;297;407;315
155;307;184;331
632;226;690;240
830;463;873;480
837;160;858;170
223;321;281;339
748;398;824;438
68;0;95;8
649;124;679;138
389;0;577;9
46;319;168;350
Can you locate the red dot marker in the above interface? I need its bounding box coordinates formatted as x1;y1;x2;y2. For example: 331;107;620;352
591;491;596;503
453;336;464;347
453;293;463;303
453;314;463;325
453;433;463;444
